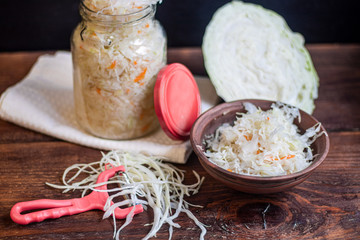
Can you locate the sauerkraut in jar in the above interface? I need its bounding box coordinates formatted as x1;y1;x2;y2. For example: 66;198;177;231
71;0;166;139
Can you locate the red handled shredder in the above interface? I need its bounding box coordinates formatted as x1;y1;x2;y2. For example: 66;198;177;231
10;166;143;225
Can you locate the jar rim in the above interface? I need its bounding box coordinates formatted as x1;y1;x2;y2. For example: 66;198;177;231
79;1;155;25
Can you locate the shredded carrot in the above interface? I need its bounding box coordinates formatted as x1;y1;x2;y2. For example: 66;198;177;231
265;156;278;161
267;154;295;161
267;117;270;120
96;88;101;95
107;60;117;69
79;45;84;50
227;169;232;172
244;135;252;141
145;23;150;28
134;68;147;83
90;3;98;10
256;150;261;154
133;60;137;65
126;89;130;94
91;32;97;36
132;4;143;9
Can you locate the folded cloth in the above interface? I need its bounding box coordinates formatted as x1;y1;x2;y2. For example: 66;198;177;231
0;51;218;164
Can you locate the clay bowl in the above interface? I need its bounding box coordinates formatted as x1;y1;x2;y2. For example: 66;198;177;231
190;99;330;194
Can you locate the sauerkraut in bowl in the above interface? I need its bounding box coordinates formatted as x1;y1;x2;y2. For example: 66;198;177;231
203;102;326;176
191;100;329;177
71;0;166;139
190;99;330;193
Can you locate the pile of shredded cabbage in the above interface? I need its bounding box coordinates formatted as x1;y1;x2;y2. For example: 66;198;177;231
47;151;206;240
72;0;166;139
204;102;325;176
202;1;319;114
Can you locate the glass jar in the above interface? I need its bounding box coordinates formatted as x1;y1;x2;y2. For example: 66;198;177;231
71;1;167;139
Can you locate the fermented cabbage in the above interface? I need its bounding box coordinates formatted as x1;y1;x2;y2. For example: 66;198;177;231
204;102;325;176
202;1;319;114
72;0;166;139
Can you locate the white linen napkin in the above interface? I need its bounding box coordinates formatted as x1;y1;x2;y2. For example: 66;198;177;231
0;51;218;164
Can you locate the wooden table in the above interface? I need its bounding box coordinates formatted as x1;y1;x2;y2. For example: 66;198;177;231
1;45;359;239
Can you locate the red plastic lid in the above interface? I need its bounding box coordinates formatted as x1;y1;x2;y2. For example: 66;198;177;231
154;63;201;140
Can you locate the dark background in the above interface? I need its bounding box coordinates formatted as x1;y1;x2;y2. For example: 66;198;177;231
1;0;359;52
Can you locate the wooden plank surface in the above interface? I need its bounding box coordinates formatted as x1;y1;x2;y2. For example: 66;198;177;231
0;45;359;239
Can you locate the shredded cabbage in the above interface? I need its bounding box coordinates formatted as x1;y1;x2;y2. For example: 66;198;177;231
202;1;319;114
204;102;325;176
46;151;206;240
72;0;166;139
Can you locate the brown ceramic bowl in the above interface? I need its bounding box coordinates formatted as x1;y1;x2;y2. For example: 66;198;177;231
190;99;330;194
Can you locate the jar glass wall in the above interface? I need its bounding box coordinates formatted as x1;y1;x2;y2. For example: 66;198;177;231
71;1;167;139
